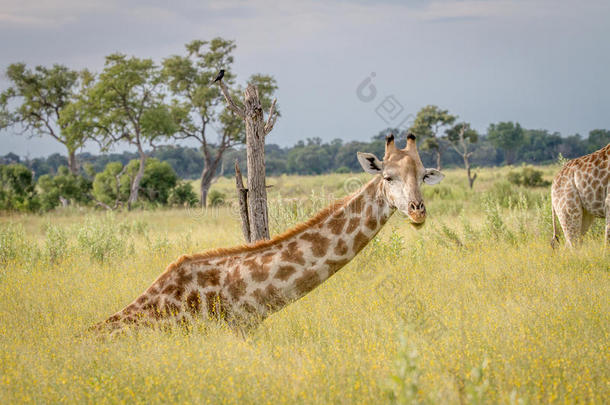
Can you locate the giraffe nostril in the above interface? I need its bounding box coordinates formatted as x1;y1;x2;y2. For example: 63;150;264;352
409;202;417;211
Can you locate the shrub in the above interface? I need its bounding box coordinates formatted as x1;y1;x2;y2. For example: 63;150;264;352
129;219;149;236
424;184;455;201
77;215;129;263
136;159;178;204
364;228;405;262
43;223;68;263
432;223;464;248
0;223;31;265
507;166;550;187
268;192;328;235
0;164;40;212
484;181;515;208
146;234;171;256
483;196;514;242
37;166;92;211
92;162;127;207
208;190;226;207
386;334;421;404
334;166;351;174
168;182;198;207
93;159;179;207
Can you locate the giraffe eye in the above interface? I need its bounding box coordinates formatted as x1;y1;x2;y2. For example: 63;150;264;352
384;176;393;182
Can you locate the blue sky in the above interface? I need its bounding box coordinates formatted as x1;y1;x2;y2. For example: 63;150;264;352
1;0;609;157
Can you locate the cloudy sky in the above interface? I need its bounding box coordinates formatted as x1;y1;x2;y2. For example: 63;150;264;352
1;0;609;157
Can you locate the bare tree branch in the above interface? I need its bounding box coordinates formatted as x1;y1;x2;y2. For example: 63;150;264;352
264;98;277;135
217;80;245;118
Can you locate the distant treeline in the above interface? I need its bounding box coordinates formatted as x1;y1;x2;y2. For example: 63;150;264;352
2;127;608;180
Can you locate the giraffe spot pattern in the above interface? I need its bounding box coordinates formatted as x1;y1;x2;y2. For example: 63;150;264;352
253;284;286;310
365;205;378;230
334;239;348;256
244;258;270;282
325;258;351;275
197;269;220;288
552;143;609;246
352;231;369;254
205;291;228;320
280;241;306;265
327;214;347;235
275;265;296;281
295;270;321;295
225;268;247;300
175;267;193;285
300;232;331;257
346;217;361;233
96;171;403;333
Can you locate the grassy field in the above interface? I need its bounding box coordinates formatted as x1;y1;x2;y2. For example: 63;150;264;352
0;166;608;403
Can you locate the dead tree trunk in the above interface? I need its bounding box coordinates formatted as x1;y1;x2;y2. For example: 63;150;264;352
218;81;277;242
243;85;270;241
234;160;251;243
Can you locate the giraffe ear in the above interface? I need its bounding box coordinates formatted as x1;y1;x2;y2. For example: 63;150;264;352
357;152;383;174
423;168;444;185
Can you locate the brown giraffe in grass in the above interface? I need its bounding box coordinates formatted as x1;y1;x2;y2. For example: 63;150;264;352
551;143;610;248
92;134;444;334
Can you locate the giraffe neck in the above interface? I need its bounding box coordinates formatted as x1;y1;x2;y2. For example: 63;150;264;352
98;176;396;331
270;175;394;304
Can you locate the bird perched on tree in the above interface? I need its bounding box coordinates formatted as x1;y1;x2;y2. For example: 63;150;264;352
211;69;224;84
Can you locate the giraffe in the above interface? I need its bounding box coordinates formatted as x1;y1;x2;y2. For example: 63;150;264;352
92;134;444;334
551;143;610;248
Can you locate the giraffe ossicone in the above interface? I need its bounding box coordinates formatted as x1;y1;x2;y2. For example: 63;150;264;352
551;143;610;248
92;133;445;334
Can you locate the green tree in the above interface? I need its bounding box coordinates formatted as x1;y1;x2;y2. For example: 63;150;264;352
586;129;610;153
409;105;456;170
163;38;278;206
125;158;177;204
37;166;92;211
0;64;91;174
334;141;371;172
519;129;562;163
92;158;178;208
487;121;524;165
0;164;39;212
446;122;479;188
286;138;332;174
151;146;203;179
82;54;176;209
92;162;127;209
168;181;198;207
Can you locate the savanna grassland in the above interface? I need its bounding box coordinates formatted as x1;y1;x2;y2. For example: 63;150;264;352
0;166;608;404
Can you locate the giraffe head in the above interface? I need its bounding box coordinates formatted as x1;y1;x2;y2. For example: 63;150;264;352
357;133;444;227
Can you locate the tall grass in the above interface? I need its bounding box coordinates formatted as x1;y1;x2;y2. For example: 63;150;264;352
0;168;607;403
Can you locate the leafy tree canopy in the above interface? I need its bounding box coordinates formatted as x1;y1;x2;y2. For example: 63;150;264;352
0;64;91;173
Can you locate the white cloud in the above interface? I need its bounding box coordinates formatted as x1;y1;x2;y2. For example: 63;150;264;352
0;0;114;26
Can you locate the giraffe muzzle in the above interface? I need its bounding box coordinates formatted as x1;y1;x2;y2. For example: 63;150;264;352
407;201;426;227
